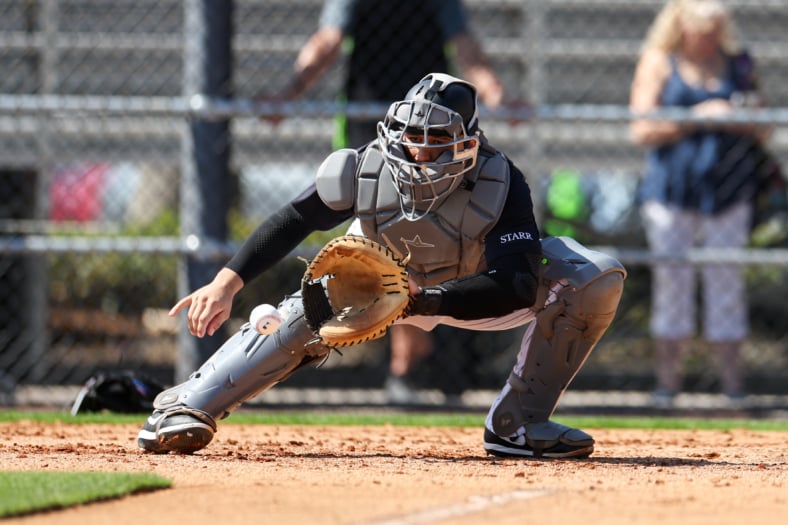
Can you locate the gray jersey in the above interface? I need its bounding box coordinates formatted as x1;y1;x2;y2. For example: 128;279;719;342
315;142;510;286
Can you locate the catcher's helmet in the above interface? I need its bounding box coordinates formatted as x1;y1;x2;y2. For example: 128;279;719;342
377;73;480;220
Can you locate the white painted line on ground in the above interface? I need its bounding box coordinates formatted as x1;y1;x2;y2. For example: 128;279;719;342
358;489;553;525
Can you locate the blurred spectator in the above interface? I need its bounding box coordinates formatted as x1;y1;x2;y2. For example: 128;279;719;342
629;0;769;406
268;0;509;403
272;0;505;145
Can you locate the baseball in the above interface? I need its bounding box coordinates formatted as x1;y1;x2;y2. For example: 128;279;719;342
249;304;284;335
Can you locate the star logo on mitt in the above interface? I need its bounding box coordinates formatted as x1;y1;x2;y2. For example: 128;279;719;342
400;235;435;249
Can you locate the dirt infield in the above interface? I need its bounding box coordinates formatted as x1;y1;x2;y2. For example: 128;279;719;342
1;420;786;525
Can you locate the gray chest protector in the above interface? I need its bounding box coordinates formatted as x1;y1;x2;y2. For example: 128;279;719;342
316;146;510;286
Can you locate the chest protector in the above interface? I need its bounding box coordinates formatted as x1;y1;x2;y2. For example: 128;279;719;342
318;145;510;287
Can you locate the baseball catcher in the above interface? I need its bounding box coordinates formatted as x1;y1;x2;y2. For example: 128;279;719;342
138;73;625;458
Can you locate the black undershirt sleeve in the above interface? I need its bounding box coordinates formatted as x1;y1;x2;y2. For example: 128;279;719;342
409;162;542;320
225;185;352;284
409;252;541;319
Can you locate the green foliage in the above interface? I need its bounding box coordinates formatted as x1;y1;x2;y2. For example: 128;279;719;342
49;251;178;313
227;208;257;241
303;223;354;246
746;266;788;336
48;210;180;313
228;208;350;246
46;206;351;316
123;209;180;236
0;471;171;518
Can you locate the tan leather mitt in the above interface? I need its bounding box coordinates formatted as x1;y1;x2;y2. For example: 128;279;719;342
301;235;410;347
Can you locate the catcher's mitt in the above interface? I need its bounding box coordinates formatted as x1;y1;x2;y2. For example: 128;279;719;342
301;235;410;347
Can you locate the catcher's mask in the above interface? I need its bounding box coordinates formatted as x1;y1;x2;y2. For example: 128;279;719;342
377;73;480;221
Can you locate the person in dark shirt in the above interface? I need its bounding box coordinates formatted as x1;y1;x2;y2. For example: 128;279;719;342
276;0;504;147
270;0;508;400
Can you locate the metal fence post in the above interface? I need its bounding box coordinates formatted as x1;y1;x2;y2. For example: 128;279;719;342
27;0;59;383
523;0;548;214
177;0;233;382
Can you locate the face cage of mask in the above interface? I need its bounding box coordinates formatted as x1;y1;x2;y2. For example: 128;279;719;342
376;105;479;220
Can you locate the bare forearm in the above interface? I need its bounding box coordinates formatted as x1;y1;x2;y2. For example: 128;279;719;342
283;28;343;99
452;34;504;108
630;118;688;147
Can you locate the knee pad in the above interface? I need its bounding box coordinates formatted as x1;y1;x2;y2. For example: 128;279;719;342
154;293;331;420
491;238;625;437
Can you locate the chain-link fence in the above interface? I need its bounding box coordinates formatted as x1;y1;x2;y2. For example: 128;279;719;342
0;0;786;406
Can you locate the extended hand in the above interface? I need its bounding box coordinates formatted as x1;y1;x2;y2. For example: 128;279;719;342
169;268;243;337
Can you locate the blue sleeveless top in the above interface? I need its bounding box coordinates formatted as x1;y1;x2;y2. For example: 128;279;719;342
638;53;757;214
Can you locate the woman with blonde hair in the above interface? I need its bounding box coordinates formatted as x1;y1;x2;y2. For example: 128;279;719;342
629;0;765;406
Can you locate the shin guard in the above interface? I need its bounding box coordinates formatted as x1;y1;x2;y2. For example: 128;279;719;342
491;237;626;437
153;293;331;421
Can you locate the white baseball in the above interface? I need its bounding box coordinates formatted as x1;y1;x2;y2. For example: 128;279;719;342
249;304;284;335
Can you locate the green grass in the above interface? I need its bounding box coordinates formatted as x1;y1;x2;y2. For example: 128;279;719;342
0;409;784;517
1;409;787;431
0;471;171;518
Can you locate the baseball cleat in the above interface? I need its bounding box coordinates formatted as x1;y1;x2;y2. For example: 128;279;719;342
137;408;216;454
483;422;594;459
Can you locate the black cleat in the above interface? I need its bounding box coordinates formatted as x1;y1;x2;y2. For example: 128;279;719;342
483;421;594;459
137;408;216;454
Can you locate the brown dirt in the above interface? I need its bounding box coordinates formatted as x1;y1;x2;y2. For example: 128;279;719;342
1;419;786;525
